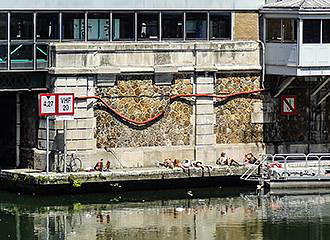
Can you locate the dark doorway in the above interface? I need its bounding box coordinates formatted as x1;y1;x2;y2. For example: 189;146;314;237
0;92;16;168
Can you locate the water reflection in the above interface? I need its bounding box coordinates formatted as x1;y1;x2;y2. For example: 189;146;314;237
1;188;330;240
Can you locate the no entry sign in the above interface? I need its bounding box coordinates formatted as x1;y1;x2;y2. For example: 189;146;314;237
281;95;296;115
39;93;75;116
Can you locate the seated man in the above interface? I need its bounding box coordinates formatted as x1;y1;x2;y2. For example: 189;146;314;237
244;152;259;165
216;152;240;166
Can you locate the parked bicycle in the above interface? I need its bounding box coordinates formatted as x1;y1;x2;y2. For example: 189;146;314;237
54;150;82;172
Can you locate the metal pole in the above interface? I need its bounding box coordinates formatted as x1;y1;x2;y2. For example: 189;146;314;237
46;116;49;174
16;92;20;168
64;120;67;173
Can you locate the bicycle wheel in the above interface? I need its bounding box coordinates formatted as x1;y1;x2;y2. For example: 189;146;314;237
70;157;82;172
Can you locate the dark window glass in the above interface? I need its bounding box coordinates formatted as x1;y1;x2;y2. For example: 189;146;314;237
0;44;7;69
303;19;321;43
11;13;33;40
36;13;59;40
266;18;281;42
88;13;109;41
210;12;231;39
10;44;33;69
62;13;85;40
36;44;48;69
162;12;183;39
186;13;207;39
137;13;159;40
283;19;297;43
112;13;134;40
0;13;7;40
322;19;330;43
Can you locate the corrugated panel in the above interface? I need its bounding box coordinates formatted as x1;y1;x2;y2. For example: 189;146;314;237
264;0;330;9
0;0;264;10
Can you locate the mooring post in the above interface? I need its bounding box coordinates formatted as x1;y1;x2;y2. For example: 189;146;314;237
46;116;49;175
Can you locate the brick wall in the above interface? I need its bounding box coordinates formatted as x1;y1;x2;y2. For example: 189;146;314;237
234;12;259;41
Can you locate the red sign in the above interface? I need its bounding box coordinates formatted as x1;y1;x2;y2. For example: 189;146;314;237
281;95;296;115
39;93;74;116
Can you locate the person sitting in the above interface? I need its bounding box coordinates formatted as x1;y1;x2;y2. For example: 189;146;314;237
94;159;104;171
244;152;259;165
104;160;111;171
216;152;240;166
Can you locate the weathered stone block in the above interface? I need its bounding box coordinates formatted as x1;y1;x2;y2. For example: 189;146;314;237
196;77;214;84
196;84;214;94
196;135;216;145
196;125;214;135
196;114;215;125
196;105;214;115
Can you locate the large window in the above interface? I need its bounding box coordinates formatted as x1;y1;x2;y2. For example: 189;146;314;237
88;13;109;41
112;13;134;41
266;18;297;43
162;12;183;39
186;13;207;39
137;13;159;40
0;13;7;40
11;13;33;40
322;19;330;43
303;19;321;43
62;13;85;40
36;13;59;40
210;12;231;40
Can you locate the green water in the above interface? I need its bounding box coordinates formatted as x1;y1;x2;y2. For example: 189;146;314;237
0;187;330;240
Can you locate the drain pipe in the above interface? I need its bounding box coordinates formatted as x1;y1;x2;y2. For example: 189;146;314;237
257;40;265;89
16;92;20;168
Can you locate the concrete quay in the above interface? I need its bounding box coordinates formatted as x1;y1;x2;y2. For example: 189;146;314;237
0;166;254;194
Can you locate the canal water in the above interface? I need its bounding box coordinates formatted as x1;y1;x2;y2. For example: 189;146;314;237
0;187;329;240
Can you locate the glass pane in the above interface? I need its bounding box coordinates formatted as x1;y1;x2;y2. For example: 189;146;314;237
283;19;297;43
162;12;183;39
137;13;159;40
303;19;321;43
10;44;33;69
36;44;48;69
0;45;7;69
88;13;110;41
36;13;59;40
62;13;85;40
112;13;134;41
266;18;281;42
323;19;330;43
11;13;33;40
0;13;7;40
210;12;231;39
186;13;207;39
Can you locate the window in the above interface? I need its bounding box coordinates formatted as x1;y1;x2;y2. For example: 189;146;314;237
186;13;207;39
0;45;7;69
62;13;85;40
88;13;109;41
322;19;330;43
283;19;297;42
36;44;48;69
266;18;297;43
0;13;7;40
210;12;231;39
303;19;321;43
137;13;159;40
36;13;59;40
11;13;33;40
162;12;183;39
10;44;33;69
112;13;134;41
266;18;281;42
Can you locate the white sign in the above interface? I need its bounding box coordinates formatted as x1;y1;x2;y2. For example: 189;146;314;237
39;94;56;116
281;95;296;115
58;94;74;115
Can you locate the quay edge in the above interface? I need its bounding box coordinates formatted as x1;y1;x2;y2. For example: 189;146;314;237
0;166;256;195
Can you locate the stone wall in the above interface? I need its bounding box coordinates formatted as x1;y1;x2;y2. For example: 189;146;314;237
214;73;263;144
234;12;259;41
95;74;193;149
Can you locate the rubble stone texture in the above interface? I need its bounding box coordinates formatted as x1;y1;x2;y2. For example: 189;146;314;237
95;75;193;148
214;73;263;144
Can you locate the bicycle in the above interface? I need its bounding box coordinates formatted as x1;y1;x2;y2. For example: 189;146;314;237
55;150;82;172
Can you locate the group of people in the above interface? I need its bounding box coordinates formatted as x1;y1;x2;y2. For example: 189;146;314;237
216;152;259;166
159;158;213;172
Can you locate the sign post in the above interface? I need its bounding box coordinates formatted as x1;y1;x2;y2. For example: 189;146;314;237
281;95;297;116
39;93;75;174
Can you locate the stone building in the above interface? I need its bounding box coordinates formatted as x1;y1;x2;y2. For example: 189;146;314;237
0;0;273;170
